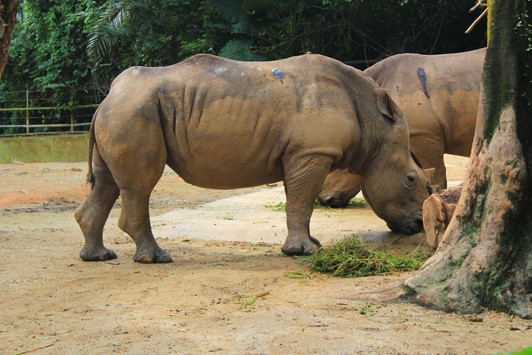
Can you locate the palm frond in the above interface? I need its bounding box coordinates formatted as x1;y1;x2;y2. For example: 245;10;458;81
218;39;264;61
210;0;247;23
87;2;128;63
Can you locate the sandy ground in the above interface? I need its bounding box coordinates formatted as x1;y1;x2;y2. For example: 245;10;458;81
0;155;530;354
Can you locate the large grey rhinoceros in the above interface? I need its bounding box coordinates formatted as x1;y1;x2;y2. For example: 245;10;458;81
75;53;432;264
319;48;485;208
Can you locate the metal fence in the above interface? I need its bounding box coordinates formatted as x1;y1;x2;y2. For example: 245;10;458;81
0;59;377;137
0;88;107;137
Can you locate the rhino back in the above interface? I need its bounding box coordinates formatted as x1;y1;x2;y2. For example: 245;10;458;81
102;54;377;189
364;48;485;156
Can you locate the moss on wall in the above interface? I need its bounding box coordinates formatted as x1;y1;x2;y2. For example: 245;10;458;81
0;134;89;163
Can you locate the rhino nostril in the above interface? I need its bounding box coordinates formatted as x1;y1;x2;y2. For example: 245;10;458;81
319;197;332;206
415;218;424;231
329;197;350;208
329;197;341;208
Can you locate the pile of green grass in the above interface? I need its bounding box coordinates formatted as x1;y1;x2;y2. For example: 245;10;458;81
344;197;368;208
265;198;368;212
306;236;430;277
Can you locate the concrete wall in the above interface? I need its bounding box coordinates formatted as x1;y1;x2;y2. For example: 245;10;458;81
0;134;89;163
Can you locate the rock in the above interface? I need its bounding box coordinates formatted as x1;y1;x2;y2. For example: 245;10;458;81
422;185;462;249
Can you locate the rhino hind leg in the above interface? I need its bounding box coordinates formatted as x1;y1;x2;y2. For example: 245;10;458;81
75;149;120;261
281;155;333;256
118;188;173;263
92;119;173;264
112;152;172;263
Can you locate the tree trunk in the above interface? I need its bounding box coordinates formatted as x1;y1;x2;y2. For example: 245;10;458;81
0;0;18;80
422;185;462;250
404;0;531;317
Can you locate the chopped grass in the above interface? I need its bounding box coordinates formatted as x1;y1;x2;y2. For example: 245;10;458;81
265;197;368;212
306;235;430;278
284;272;312;280
358;302;378;315
265;202;286;211
237;291;270;309
504;348;532;355
346;197;368;208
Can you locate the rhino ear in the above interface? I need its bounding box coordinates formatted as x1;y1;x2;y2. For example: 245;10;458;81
375;88;402;123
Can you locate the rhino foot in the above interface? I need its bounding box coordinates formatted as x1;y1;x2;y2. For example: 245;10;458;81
80;246;117;262
282;236;321;256
134;247;173;264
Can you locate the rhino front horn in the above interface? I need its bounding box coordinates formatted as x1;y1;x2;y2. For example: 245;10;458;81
423;168;436;183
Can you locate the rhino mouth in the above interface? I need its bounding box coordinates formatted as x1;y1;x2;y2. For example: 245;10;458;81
387;218;424;235
318;193;351;208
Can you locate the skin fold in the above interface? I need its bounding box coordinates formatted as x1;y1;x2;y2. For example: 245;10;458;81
75;53;430;263
319;48;485;208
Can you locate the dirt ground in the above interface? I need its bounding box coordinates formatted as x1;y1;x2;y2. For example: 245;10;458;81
0;156;530;354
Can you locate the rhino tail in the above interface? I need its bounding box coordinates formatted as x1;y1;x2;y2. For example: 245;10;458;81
86;106;99;188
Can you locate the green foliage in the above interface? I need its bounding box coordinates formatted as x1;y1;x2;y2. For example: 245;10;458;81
210;0;486;61
85;0;228;87
0;0;106;133
1;0;486;134
1;0;99;100
502;347;532;355
5;0;487;87
307;236;430;277
515;0;532;118
218;39;264;61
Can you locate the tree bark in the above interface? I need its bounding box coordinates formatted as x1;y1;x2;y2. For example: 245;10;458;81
422;185;462;250
0;0;18;80
404;0;531;317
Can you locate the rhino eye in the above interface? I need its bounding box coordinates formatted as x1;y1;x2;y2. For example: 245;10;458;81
407;173;416;183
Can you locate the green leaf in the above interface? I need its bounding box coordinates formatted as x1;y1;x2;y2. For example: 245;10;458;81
218;39;264;61
211;0;247;23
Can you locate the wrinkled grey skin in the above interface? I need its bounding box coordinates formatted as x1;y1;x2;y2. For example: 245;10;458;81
75;53;430;263
319;48;485;208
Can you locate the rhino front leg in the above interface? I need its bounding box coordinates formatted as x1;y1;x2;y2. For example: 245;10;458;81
281;155;333;256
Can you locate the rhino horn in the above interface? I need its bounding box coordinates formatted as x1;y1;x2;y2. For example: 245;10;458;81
423;168;436;183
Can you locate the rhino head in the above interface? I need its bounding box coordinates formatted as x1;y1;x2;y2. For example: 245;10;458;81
361;88;434;235
318;169;362;208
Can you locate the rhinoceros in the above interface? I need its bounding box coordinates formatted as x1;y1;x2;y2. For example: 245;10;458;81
75;53;432;263
319;48;485;208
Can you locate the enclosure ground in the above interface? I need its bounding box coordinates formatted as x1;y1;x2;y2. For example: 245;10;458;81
0;158;530;353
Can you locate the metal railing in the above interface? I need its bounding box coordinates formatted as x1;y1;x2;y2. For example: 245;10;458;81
0;88;106;136
0;61;378;137
0;104;99;134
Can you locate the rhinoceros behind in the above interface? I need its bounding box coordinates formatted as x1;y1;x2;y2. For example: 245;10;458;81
75;53;431;263
319;48;485;208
